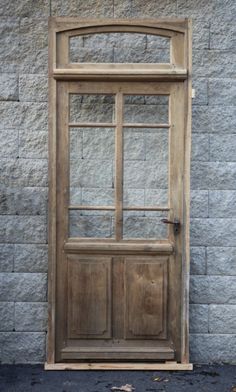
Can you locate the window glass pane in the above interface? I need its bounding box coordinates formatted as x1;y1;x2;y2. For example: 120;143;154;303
123;127;169;209
124;95;169;124
69;127;115;206
69;210;114;238
69;94;115;123
123;211;168;239
69;33;170;63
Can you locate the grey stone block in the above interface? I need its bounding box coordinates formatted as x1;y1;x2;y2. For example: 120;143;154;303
191;218;236;247
208;79;236;106
19;19;48;73
0;130;18;158
192;106;236;133
0;216;47;243
209;191;236;218
190;246;206;275
209;134;236;162
209;305;236;334
14;244;48;273
192;134;209;161
210;20;236;49
191;190;208;218
0;159;48;187
0;332;45;363
192;21;209;49
207;247;236;275
19;74;48;102
0;18;19;73
51;0;113;17
0;102;22;128
191;162;236;190
0;187;47;215
0;0;49;16
70;159;113;188
193;50;236;78
83;129;115;160
190;276;236;304
19;131;48;159
0;74;18;100
15;302;47;332
20;102;48;132
190;334;236;363
113;0;133;17
130;0;177;16
177;0;214;20
0;273;47;301
0;302;14;331
0;244;14;272
190;304;208;333
192;78;208;106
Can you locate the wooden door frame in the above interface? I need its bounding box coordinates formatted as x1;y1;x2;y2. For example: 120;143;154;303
46;17;192;370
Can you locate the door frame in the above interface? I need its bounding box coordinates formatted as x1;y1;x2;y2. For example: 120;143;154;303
46;17;192;370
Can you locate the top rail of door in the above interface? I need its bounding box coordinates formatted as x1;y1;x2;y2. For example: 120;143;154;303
49;18;192;81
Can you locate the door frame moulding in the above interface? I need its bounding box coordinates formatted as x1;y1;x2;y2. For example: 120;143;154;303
47;17;192;371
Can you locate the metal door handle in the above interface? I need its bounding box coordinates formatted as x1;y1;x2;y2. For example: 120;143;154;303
161;218;180;234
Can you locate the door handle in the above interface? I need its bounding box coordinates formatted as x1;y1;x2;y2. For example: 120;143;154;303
161;218;180;234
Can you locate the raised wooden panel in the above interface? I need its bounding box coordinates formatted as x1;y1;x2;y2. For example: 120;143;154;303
67;256;111;339
124;257;168;339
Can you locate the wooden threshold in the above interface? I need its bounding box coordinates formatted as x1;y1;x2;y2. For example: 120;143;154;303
45;362;193;371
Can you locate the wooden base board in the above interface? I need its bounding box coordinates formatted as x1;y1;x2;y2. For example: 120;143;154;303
44;362;193;371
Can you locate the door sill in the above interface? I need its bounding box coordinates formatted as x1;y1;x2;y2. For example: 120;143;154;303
45;361;193;370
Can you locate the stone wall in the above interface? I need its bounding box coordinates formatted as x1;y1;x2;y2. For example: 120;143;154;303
0;0;236;364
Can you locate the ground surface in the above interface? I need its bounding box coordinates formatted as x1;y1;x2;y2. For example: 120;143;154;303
0;364;236;392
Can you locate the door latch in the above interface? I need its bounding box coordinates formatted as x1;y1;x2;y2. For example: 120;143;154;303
161;218;180;234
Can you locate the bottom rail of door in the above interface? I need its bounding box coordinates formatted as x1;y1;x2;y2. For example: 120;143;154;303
44;361;193;371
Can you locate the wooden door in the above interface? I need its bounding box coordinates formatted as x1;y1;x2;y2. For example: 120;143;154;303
53;80;188;363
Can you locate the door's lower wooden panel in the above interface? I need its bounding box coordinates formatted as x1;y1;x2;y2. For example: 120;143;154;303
124;257;168;339
67;255;112;339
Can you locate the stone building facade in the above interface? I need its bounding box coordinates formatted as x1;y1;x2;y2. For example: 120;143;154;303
0;0;236;363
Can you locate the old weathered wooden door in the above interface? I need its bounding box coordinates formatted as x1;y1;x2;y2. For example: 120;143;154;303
47;19;192;369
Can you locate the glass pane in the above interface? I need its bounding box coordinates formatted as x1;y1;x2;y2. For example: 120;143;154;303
123;211;168;239
69;127;115;206
69;33;170;63
124;95;169;124
123;127;169;209
69;94;115;123
69;210;114;238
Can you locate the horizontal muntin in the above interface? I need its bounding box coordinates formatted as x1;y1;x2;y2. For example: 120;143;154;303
68;205;170;211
